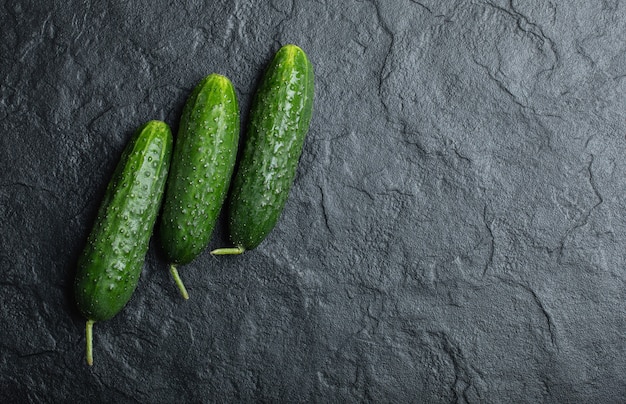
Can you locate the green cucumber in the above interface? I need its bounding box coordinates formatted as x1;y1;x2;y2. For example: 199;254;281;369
211;44;314;255
74;120;173;365
159;74;239;298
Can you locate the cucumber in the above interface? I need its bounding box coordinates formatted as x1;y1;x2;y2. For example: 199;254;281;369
159;74;239;298
211;44;314;255
74;120;173;365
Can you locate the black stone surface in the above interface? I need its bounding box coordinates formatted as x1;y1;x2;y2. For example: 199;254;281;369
2;0;626;402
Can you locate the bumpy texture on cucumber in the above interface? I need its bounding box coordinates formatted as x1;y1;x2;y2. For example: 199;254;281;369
159;74;239;298
212;44;314;254
74;120;173;365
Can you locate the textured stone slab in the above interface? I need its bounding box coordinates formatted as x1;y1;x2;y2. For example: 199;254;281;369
1;0;625;402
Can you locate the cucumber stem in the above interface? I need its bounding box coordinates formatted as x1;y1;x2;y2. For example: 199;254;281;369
170;264;189;300
210;246;246;255
86;319;95;366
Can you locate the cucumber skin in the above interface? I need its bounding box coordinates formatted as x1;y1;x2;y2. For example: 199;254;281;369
159;74;239;265
74;121;173;322
227;44;314;251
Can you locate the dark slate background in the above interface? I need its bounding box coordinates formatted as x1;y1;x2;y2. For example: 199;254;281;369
2;0;626;402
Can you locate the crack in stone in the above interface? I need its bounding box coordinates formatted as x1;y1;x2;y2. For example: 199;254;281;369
483;0;558;55
345;183;376;202
586;155;605;215
482;205;495;277
18;349;57;359
368;0;395;119
0;181;61;202
470;1;562;116
555;154;604;263
409;0;433;14
496;276;559;350
270;0;296;43
426;330;475;402
451;143;472;163
119;330;159;348
317;183;334;237
393;124;429;156
472;56;530;110
472;55;565;121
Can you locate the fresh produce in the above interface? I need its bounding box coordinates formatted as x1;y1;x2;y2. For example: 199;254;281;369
159;74;239;299
74;120;173;365
211;44;314;255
